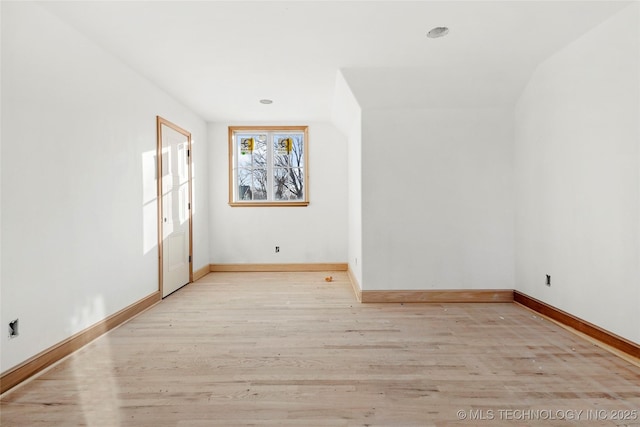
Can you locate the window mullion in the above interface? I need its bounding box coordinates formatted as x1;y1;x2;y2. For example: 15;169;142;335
250;138;255;201
266;131;273;201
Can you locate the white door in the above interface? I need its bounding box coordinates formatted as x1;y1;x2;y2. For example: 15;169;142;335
159;119;191;297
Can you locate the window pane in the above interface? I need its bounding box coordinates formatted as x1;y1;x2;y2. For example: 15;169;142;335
273;167;304;200
237;168;252;200
236;132;268;201
238;168;267;200
291;136;304;167
273;134;304;168
237;134;267;169
252;168;268;200
253;137;267;166
273;133;304;201
237;150;252;169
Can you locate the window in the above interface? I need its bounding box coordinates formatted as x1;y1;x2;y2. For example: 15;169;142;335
229;126;308;206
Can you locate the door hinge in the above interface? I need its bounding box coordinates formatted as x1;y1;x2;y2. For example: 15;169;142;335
188;202;191;210
187;149;190;157
189;255;192;263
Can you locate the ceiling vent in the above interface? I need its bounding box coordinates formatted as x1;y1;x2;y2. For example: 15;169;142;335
427;27;449;38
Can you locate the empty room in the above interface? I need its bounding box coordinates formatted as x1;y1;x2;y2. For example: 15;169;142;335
1;1;639;426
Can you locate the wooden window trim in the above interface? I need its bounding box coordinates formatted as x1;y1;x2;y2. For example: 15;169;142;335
228;125;309;207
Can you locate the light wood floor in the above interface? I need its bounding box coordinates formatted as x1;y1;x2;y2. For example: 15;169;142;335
1;272;639;426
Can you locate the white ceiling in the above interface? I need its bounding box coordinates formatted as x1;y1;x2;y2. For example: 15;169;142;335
40;1;631;122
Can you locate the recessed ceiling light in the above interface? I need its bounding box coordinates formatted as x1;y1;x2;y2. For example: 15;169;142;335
259;99;273;104
427;27;449;38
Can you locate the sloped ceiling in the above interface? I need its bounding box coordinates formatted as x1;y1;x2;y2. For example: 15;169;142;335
39;1;631;122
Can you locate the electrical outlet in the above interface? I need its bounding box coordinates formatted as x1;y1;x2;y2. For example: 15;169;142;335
275;246;280;253
546;274;551;287
9;319;19;338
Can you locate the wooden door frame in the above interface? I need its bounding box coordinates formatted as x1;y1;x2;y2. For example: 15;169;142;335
156;116;193;297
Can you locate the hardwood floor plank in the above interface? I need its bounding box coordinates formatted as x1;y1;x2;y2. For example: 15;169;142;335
2;271;639;426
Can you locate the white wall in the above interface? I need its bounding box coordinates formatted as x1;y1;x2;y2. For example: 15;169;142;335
0;1;3;351
1;2;209;372
346;119;363;287
332;71;363;288
361;108;515;291
515;4;639;343
208;122;348;264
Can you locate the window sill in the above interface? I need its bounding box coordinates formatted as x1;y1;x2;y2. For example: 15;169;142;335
228;201;309;207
